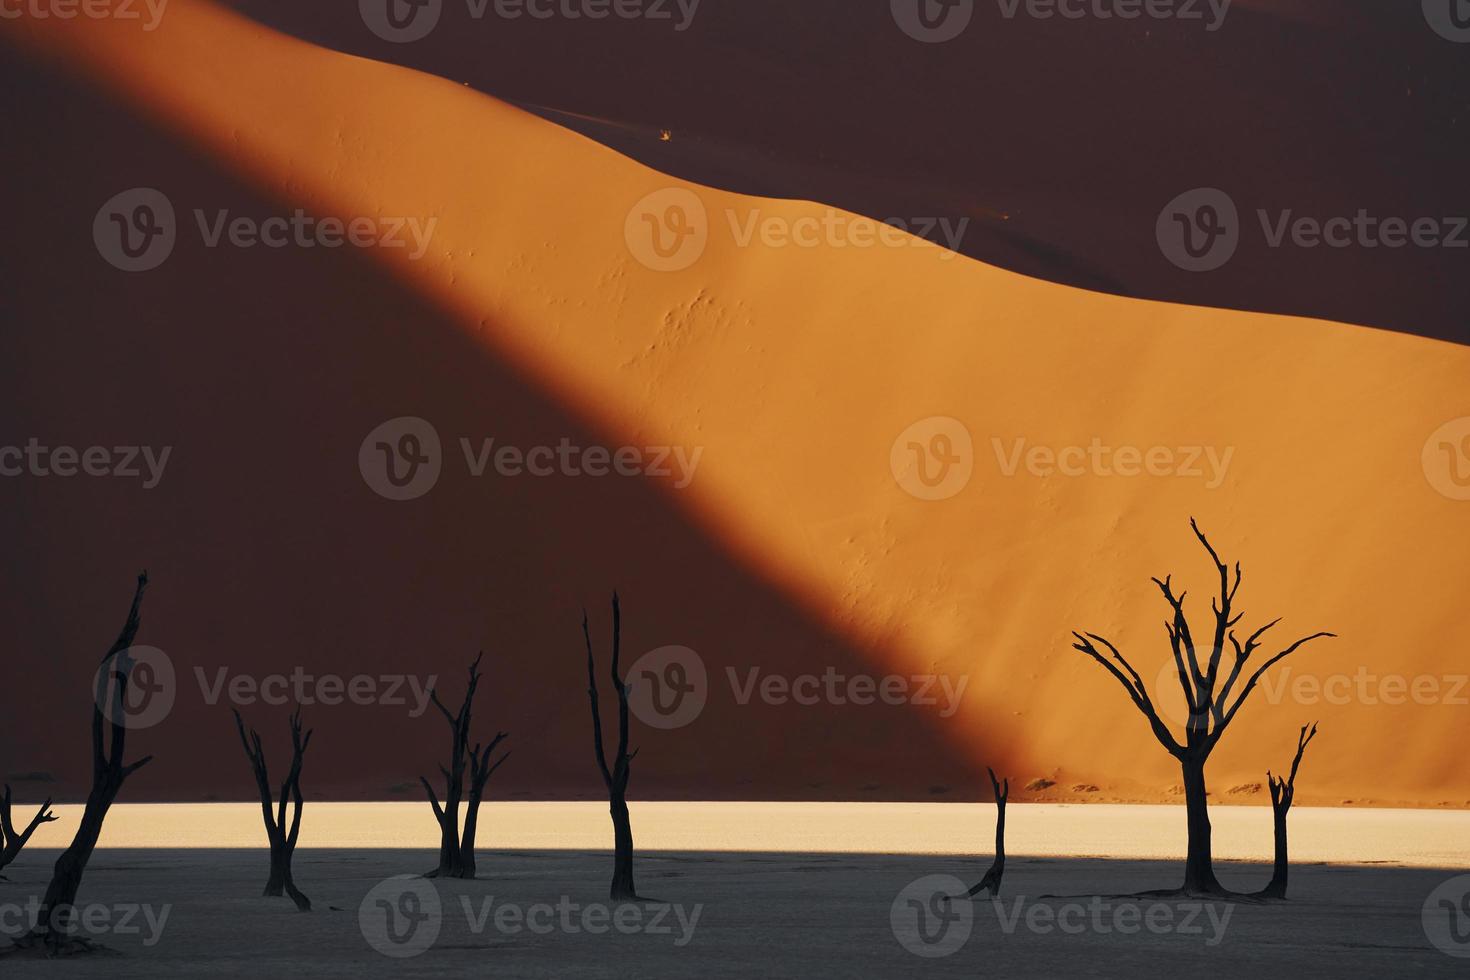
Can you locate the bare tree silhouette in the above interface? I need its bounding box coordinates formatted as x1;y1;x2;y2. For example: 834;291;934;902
1257;722;1318;900
233;707;313;911
0;786;57;879
583;593;642;901
22;572;153;951
420;653;510;879
1071;520;1335;895
962;768;1009;898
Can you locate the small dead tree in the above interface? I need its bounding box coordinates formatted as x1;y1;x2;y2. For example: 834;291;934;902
24;572;153;951
1258;722;1317;900
962;768;1009;898
1071;520;1334;895
583;593;641;901
420;653;509;879
0;786;58;878
233;707;313;911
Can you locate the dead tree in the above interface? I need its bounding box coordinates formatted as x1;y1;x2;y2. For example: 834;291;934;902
233;707;313;911
962;768;1009;898
1071;520;1334;895
420;653;509;879
1257;722;1317;899
583;593;641;901
24;572;153;950
0;785;58;878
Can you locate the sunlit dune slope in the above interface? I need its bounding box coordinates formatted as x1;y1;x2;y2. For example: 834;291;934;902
4;1;1468;807
223;0;1470;344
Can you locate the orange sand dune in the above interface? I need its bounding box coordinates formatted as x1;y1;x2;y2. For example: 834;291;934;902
3;1;1468;808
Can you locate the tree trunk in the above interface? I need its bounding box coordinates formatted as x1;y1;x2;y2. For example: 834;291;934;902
264;845;287;896
37;777;121;942
19;572;152;950
459;789;483;880
264;850;310;911
1180;756;1221;893
435;781;463;877
421;655;507;881
1260;805;1289;898
963;768;1008;898
609;793;636;900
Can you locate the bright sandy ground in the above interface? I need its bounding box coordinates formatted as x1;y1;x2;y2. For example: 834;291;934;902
40;801;1470;867
0;804;1466;976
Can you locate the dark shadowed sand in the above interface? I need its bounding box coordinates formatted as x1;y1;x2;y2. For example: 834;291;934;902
1;803;1467;976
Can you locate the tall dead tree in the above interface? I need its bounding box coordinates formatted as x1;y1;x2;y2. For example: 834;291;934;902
0;785;57;878
25;572;153;950
962;768;1009;898
583;593;641;901
1257;722;1318;899
420;653;509;879
1071;520;1334;895
233;707;313;911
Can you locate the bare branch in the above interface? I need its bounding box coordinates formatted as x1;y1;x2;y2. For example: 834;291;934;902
1072;632;1183;756
1212;633;1336;747
584;609;613;789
